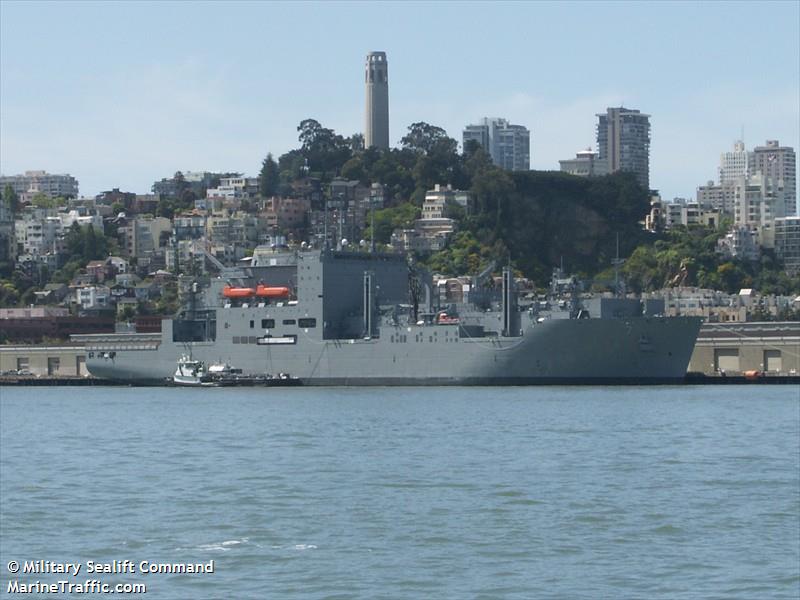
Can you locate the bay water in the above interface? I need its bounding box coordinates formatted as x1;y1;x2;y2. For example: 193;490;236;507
1;385;798;599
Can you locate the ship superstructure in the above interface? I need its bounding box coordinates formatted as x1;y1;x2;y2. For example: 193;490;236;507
83;248;702;384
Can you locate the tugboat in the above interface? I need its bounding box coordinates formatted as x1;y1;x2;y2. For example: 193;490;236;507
172;355;216;386
173;357;302;387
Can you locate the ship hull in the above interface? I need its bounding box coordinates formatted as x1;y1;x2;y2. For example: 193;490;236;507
86;316;702;385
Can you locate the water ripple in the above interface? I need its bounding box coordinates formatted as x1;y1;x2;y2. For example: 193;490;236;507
1;385;798;599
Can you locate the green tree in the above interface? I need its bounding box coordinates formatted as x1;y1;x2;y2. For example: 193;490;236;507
341;156;366;183
297;118;352;177
31;192;57;209
277;149;306;185
348;133;364;152
118;305;136;322
174;171;188;198
3;184;19;216
259;153;280;197
83;224;99;261
400;122;455;155
369;203;420;244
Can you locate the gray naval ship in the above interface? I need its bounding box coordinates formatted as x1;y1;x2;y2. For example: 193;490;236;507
85;247;702;385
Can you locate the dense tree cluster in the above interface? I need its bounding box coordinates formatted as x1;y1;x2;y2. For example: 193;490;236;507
260;119;655;282
623;226;799;295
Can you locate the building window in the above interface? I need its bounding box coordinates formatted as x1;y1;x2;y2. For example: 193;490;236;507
261;319;275;329
283;319;296;325
249;320;254;328
299;318;316;328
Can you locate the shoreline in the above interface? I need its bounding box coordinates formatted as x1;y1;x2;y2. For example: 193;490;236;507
2;375;798;387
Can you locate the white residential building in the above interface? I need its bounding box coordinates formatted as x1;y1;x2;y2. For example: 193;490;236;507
719;141;748;185
716;226;759;261
559;148;608;177
749;140;796;216
422;184;471;219
59;210;103;230
205;177;259;201
77;285;111;310
0;170;79;201
733;173;785;228
664;199;721;229
205;212;264;245
16;216;63;255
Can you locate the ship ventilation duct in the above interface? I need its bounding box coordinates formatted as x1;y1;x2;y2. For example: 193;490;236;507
502;267;520;337
363;270;374;337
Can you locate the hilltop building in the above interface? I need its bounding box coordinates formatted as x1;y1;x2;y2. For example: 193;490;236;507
719;141;749;185
596;107;650;190
462;118;530;171
749;140;796;216
118;216;171;260
422;184;471;218
733;173;786;229
364;51;389;149
559;148;608;177
152;171;215;198
0;170;79;201
716;227;760;261
663;198;722;229
697;180;737;215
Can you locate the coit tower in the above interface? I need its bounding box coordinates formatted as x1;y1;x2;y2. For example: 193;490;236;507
364;51;389;149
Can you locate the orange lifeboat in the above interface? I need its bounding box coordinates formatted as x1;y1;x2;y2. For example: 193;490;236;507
436;311;460;325
223;286;256;298
255;284;290;299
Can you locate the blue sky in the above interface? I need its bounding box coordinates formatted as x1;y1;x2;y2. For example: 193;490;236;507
1;1;798;204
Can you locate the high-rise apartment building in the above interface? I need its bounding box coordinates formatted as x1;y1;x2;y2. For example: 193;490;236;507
749;140;796;216
733;173;785;228
462;118;530;171
0;170;79;202
364;51;389;149
719;141;749;185
596;107;651;190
